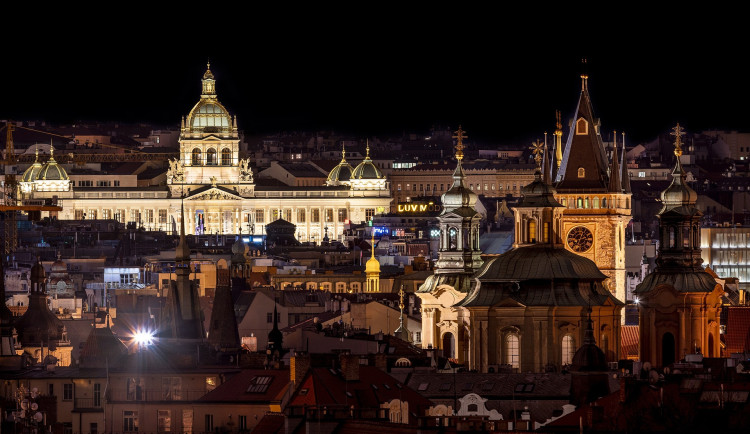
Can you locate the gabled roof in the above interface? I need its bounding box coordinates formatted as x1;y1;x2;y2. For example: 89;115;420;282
555;78;609;191
197;368;290;403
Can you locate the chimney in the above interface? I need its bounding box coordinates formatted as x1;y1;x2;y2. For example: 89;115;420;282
339;353;360;381
291;352;311;386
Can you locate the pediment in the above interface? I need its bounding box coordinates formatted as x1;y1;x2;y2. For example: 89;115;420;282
187;187;242;201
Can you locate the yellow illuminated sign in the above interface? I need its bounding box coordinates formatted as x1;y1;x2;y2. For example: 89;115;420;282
396;203;442;213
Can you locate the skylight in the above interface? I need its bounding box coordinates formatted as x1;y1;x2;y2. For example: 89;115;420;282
246;376;273;393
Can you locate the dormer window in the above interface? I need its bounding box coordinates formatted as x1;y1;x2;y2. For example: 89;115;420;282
576;118;588;135
577;167;585;178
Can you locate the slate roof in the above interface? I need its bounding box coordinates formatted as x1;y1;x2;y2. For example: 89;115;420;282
475;246;607;282
634;268;718;294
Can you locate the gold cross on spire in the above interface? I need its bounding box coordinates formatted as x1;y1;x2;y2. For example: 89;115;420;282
453;126;467;160
555;109;562;132
529;140;544;168
671;123;685;157
398;285;405;311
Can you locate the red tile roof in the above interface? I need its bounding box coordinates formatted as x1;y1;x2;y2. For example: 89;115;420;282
726;307;750;354
621;325;640;359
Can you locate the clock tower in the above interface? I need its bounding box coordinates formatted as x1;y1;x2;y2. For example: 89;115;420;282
553;74;632;302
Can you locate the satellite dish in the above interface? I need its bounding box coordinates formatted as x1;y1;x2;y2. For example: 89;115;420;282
664;367;671;375
643;362;652;371
31;387;38;394
34;412;43;422
31;403;38;411
20;400;28;410
19;410;26;419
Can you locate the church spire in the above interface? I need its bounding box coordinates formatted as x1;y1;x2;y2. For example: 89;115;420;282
621;132;631;193
176;201;190;262
608;131;622;193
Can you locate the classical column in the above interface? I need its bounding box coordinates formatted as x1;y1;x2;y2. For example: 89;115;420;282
481;321;488;372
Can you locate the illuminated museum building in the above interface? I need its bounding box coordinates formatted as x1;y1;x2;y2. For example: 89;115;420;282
18;64;391;242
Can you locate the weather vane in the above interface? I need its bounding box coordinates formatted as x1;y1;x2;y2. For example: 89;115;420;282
529;140;544;168
453;126;467;160
671;123;685;157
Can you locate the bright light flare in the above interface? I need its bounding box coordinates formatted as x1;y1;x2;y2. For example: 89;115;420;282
134;330;154;345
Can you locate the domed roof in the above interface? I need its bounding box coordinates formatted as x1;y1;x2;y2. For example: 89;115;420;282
476;245;607;282
660;160;697;210
31;259;46;283
365;256;381;274
351;144;383;180
441;160;478;211
188;100;232;131
22;148;43;182
38;147;69;181
327;148;354;183
571;316;607;372
231;236;246;255
517;170;564;208
51;254;67;274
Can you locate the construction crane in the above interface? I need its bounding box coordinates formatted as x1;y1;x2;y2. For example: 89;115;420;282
0;121;62;257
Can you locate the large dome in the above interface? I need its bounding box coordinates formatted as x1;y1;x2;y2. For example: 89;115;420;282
22;148;43;182
327;150;355;184
476;245;606;282
351;144;383;180
38;148;68;181
187;101;232;132
441;161;478;211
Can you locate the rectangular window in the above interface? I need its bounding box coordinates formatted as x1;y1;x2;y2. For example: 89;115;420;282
114;180;120;187
145;209;154;223
338;208;347;223
63;383;73;400
159;209;168;224
90;423;98;434
130;209;140;223
204;414;214;433
182;410;193;434
272;209;280;221
101;209;111;219
406;184;410;191
123;410;139;432
239;415;247;431
93;383;101;407
161;377;182;401
311;209;320;223
365;208;375;222
397;184;401;191
267;312;273;323
284;209;292;221
297;208;305;223
127;378;144;400
49;384;54;397
63;423;73;434
325;209;334;222
75;209;84;220
158;410;171;433
88;209;97;219
638;171;646;178
255;209;265;223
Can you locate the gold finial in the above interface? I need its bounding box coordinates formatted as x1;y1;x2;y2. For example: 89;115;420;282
371;230;375;260
452;126;467;160
671;123;685;157
365;139;370;158
580;58;589;90
398;285;405;311
341;143;346;161
555;110;562;132
34;146;39;162
530;140;544;168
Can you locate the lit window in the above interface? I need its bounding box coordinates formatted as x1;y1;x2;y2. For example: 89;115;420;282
191;148;201;166
576;118;588;135
506;334;520;369
577;167;585;178
638;171;646;178
562;335;575;366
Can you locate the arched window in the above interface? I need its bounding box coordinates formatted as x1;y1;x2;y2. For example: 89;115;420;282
601;197;607;208
449;227;458;250
561;198;567;207
584;197;590;208
669;227;676;248
542;222;550;243
577;167;585;178
562;335;575;366
192;148;202;166
577;197;583;209
221;148;232;166
527;220;537;243
506;334;520;369
206;148;217;165
443;333;455;359
592;197;600;209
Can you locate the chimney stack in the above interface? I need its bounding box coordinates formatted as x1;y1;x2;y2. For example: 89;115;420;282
291;352;311;386
339;353;360;381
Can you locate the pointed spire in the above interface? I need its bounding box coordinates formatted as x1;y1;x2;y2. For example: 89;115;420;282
608;131;622;193
580;58;589;91
365;139;370;158
621;132;631;193
394;285;410;342
554;110;563;170
34;146;39;162
176;200;190;262
370;231;376;260
341;142;347;162
583;307;596;346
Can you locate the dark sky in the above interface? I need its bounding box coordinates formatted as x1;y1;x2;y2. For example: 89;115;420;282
3;12;748;146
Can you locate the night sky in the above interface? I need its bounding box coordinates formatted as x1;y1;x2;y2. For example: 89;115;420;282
3;13;747;146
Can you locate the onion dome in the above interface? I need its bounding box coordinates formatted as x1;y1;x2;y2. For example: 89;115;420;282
327;147;355;184
351;142;383;180
571;313;607;372
441;159;478;210
365;236;380;274
22;147;43;182
38;147;69;181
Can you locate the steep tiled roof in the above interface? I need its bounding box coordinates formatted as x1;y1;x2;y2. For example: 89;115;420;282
197;368;290;403
621;325;640;359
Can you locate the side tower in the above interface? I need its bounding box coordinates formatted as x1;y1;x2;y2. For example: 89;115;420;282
554;74;632;302
635;125;722;367
416;127;483;362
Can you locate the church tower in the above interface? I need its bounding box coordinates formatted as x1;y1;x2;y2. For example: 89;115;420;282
365;233;381;292
554;73;632;302
416;126;483;362
160;204;205;341
635;124;722;367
